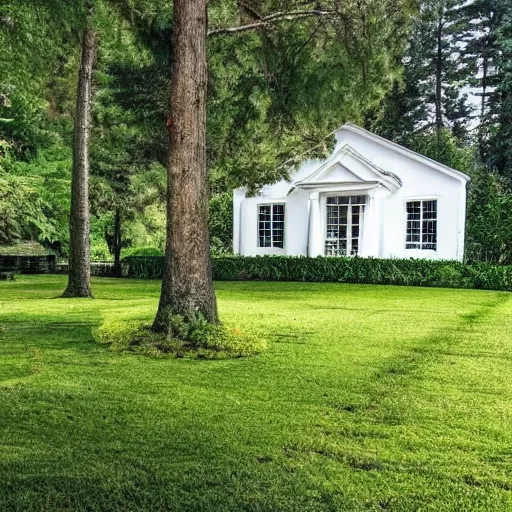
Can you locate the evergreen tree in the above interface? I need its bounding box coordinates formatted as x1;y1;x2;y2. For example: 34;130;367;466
63;0;97;298
458;0;501;157
487;0;512;180
375;0;474;156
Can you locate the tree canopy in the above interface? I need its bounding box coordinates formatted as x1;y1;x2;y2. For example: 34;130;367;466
1;0;511;264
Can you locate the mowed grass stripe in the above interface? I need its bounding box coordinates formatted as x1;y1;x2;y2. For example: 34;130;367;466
0;276;511;511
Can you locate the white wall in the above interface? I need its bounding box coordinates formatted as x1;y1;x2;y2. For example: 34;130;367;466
238;190;310;257
335;130;466;260
234;127;468;261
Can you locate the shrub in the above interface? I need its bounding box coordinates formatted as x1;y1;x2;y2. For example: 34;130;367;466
90;244;111;261
123;255;512;292
209;192;233;255
123;256;163;279
122;246;164;259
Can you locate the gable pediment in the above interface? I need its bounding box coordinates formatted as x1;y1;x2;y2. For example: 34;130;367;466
293;143;402;192
316;163;362;183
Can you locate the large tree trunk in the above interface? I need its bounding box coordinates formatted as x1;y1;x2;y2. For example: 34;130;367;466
63;6;96;298
152;0;218;330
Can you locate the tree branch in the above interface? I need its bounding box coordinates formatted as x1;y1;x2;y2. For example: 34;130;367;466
207;9;337;37
238;0;263;20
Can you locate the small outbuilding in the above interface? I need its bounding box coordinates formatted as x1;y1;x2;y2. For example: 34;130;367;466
233;124;470;260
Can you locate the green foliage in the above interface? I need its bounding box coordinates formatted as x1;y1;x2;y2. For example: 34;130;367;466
0;1;81;157
90;17;167;263
121;246;164;258
123;255;163;278
0;242;51;256
209;192;233;255
90;241;112;261
208;0;413;191
373;0;476;147
3;147;72;246
487;0;512;179
0;170;59;244
404;128;475;172
466;166;512;264
123;255;512;291
96;311;266;359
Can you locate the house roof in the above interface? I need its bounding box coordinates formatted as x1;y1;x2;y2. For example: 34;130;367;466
292;143;402;194
339;123;471;183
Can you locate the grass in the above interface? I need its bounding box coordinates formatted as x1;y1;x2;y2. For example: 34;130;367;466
0;276;511;511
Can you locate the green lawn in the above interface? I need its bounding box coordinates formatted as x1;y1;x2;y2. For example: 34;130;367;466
1;276;511;511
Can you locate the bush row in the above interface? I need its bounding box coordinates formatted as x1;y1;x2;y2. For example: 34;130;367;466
56;261;119;278
123;255;512;291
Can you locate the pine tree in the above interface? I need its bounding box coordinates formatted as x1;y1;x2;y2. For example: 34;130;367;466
62;0;96;298
152;0;218;330
487;0;512;179
375;0;474;155
458;0;501;156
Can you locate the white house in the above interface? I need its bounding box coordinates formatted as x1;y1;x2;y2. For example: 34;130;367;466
233;124;470;260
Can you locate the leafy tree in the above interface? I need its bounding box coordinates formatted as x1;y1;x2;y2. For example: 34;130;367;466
208;0;412;191
466;166;512;264
0;143;59;244
89;11;166;273
150;0;414;332
0;1;81;157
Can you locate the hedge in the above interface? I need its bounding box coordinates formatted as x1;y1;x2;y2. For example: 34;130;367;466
55;261;118;278
123;255;512;292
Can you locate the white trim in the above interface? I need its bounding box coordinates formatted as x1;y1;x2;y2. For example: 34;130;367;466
340;124;470;183
257;202;286;251
403;198;439;253
324;194;367;257
294;144;402;192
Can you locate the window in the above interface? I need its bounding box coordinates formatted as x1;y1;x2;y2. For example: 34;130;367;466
258;204;285;248
325;195;367;256
406;200;437;250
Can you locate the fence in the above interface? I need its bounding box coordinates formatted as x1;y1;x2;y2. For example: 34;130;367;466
0;255;56;274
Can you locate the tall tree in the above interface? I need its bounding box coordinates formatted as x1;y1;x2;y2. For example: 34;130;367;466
487;0;512;179
152;0;217;329
63;0;97;297
151;0;412;332
374;0;474;153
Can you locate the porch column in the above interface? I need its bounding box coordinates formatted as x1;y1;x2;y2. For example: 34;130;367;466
308;192;323;257
361;194;381;257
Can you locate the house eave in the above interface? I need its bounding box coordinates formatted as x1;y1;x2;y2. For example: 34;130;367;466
340;124;471;183
296;180;380;190
293;143;402;192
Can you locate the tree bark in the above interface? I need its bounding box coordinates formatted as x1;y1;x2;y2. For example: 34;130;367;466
63;5;96;298
152;0;218;330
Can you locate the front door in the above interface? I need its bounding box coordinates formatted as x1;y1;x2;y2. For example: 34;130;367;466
325;195;366;256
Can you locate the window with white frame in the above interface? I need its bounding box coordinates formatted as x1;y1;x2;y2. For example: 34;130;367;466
258;204;285;248
405;199;437;250
325;195;367;256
